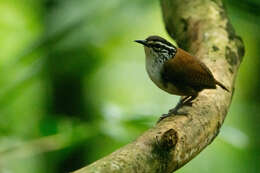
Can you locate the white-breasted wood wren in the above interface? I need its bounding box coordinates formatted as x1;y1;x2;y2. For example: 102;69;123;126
135;35;229;114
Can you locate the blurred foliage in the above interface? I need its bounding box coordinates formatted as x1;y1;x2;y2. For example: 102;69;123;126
0;0;259;172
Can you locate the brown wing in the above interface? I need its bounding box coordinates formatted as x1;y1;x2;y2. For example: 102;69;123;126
161;48;216;92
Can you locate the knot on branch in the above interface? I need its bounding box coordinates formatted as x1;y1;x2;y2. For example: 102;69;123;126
160;129;178;149
153;128;178;155
151;129;178;172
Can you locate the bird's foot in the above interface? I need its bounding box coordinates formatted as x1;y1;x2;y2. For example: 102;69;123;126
157;98;193;123
157;113;171;123
157;95;197;123
168;107;188;115
168;98;190;115
157;109;188;123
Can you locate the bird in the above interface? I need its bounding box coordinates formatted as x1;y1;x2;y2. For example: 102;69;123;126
135;35;229;117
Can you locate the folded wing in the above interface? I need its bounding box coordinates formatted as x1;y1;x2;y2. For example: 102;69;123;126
161;48;216;92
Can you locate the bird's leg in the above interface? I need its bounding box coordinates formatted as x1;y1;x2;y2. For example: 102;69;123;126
182;94;198;105
168;96;190;115
157;96;190;123
157;94;198;123
180;96;191;104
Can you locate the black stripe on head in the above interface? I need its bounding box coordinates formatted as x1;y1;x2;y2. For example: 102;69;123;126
146;35;175;48
149;42;176;53
146;36;177;54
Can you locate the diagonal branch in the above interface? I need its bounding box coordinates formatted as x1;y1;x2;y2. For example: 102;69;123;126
72;0;244;172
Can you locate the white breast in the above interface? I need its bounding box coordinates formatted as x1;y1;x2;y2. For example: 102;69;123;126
144;47;181;95
144;48;164;88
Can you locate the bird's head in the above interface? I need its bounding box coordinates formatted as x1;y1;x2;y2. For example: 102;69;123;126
135;35;177;60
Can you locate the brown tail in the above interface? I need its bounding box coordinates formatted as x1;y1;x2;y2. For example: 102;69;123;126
215;80;229;92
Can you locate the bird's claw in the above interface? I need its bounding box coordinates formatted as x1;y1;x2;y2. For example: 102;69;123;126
157;113;171;123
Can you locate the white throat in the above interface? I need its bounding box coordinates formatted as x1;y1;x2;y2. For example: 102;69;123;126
144;47;164;87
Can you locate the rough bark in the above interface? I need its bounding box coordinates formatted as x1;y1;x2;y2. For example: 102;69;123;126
73;0;244;172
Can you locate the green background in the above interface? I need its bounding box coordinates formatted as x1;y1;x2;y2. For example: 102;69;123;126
0;0;259;172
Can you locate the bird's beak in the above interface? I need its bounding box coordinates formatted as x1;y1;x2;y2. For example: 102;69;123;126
134;40;148;47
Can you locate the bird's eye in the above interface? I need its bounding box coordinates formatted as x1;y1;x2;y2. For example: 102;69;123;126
153;47;161;52
151;44;162;52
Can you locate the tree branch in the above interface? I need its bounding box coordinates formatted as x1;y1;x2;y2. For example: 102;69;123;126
72;0;244;172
